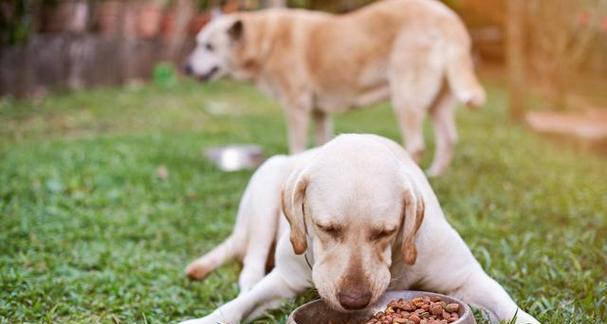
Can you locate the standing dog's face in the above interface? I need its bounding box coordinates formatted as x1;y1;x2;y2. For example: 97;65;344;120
282;139;425;311
185;16;256;82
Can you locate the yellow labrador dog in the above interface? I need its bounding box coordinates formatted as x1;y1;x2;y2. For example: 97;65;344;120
181;134;539;324
185;0;485;176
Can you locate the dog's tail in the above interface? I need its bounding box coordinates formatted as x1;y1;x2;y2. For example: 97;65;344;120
444;36;486;109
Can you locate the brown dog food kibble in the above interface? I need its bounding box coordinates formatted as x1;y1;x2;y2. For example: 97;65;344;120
364;296;461;324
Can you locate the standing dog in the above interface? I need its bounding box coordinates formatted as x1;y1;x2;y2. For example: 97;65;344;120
185;0;485;176
181;134;539;324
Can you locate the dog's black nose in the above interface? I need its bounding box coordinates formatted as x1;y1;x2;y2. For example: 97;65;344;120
183;63;193;75
338;287;372;310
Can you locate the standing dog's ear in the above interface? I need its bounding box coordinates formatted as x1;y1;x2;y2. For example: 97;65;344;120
400;175;425;265
281;169;309;255
228;19;244;41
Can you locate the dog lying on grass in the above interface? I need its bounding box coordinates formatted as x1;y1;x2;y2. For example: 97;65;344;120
181;134;539;324
185;0;486;176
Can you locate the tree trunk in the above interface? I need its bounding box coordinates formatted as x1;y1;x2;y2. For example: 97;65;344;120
507;0;526;120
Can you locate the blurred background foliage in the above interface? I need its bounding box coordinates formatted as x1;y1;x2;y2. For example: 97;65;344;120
0;0;502;47
1;0;606;117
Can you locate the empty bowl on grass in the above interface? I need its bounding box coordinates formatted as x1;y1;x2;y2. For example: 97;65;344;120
205;144;264;172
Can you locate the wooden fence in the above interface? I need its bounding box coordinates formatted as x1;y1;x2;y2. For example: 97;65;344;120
0;34;194;98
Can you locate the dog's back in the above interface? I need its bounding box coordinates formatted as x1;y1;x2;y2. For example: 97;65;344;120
301;0;482;106
240;0;482;109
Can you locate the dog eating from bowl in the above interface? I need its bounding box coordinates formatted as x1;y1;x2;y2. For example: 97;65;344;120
180;134;539;324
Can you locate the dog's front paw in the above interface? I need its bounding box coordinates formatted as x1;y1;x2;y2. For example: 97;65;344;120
178;319;205;324
514;311;541;324
179;312;239;324
178;318;221;324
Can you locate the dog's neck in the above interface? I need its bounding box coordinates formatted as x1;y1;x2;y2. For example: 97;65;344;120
240;13;278;74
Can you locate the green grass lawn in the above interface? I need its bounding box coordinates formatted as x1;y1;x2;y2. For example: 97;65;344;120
1;79;606;323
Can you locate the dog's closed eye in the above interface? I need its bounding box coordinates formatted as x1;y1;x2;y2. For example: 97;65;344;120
369;227;397;241
205;43;214;51
316;223;343;238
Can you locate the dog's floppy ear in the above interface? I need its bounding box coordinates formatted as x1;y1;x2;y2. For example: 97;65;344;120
228;19;244;41
400;175;425;265
281;169;309;255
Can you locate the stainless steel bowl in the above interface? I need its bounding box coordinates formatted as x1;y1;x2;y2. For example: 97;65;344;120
204;144;264;172
287;290;476;324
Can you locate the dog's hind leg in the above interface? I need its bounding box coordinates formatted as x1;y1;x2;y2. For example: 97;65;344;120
179;232;312;324
427;87;457;177
179;268;307;324
389;31;444;163
238;222;278;294
282;94;313;154
185;156;291;286
237;156;292;293
185;189;254;281
185;233;243;281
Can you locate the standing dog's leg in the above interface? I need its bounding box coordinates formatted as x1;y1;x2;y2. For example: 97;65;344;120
427;89;457;177
283;99;312;154
393;102;426;163
389;29;443;163
179;269;307;324
312;109;333;146
451;269;540;324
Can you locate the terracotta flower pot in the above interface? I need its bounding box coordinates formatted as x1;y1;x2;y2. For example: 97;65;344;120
161;11;175;39
137;3;163;38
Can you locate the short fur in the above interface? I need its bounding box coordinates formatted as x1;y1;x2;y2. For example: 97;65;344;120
181;134;539;324
186;0;486;176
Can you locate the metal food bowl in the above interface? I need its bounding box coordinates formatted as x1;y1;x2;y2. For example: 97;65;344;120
287;290;476;324
204;144;264;172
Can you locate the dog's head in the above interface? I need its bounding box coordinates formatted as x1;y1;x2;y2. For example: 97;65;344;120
185;14;259;82
282;135;425;311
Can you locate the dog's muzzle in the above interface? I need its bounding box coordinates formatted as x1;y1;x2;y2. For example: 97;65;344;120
198;66;219;82
183;64;219;82
337;286;372;310
183;63;194;76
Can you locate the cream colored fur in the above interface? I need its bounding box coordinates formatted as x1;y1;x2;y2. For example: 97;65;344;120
186;0;486;176
181;134;539;324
